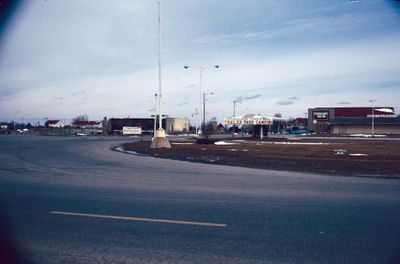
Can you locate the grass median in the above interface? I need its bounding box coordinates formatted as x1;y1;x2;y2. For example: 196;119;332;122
122;137;400;178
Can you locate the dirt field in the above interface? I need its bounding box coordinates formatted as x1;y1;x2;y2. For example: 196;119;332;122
122;137;400;178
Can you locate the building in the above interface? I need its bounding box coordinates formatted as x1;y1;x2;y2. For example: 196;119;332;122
107;117;189;135
45;120;65;128
224;114;286;139
308;107;399;135
72;120;102;129
165;118;189;134
330;117;400;135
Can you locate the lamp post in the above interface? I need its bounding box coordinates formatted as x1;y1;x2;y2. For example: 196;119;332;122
232;98;242;138
151;0;171;148
191;108;199;134
184;65;219;134
153;93;158;138
369;99;376;137
202;92;214;136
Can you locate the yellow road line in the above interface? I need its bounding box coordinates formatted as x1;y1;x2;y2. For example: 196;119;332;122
50;211;227;227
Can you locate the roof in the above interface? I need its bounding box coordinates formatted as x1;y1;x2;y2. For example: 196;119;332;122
46;120;61;124
73;120;101;126
330;117;400;125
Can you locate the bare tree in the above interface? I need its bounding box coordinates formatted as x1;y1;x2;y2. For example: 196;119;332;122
72;114;89;124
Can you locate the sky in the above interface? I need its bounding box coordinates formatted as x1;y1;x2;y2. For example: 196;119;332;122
1;0;400;124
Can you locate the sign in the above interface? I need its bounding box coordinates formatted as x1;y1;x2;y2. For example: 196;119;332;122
313;111;329;120
122;126;142;135
224;118;273;125
367;114;396;118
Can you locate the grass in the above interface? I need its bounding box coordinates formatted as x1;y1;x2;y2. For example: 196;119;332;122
122;138;400;178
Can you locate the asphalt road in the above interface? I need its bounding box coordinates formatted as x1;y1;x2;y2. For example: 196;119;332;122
1;135;400;264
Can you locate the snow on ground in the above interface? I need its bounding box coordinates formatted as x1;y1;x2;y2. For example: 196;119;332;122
349;134;387;138
260;142;332;145
214;141;239;145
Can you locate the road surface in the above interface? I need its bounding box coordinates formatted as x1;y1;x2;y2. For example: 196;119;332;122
1;135;400;263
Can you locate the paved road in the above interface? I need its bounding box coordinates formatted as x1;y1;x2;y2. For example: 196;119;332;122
1;135;400;263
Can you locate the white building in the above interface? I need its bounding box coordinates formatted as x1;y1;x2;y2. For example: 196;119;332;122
45;120;65;128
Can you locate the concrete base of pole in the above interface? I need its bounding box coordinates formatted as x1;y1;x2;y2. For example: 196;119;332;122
150;128;171;149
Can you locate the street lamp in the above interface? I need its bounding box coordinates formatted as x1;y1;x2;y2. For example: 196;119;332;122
202;92;214;136
184;65;219;134
151;0;171;148
369;99;376;137
153;93;158;138
232;98;242;138
191;108;199;134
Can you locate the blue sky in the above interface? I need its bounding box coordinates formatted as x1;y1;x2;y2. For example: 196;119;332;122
1;0;399;124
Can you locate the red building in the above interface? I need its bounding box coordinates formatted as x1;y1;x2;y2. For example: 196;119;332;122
308;107;398;135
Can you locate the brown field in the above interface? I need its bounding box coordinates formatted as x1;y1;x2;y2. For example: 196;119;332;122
122;138;400;178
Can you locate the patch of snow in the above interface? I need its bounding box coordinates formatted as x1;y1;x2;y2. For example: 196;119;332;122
261;142;331;145
214;141;238;145
227;149;238;151
113;147;138;155
171;142;194;145
349;153;368;156
114;147;125;152
125;150;138;155
333;149;348;155
375;108;394;113
350;134;387;138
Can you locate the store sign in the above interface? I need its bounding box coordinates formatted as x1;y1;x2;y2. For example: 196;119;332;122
122;126;142;135
367;114;396;118
313;111;329;120
224;118;273;125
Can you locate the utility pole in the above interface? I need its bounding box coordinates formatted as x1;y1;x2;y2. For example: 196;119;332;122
369;99;376;137
202;92;214;137
232;98;242;138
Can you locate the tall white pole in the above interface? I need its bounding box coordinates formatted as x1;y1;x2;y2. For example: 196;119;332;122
157;0;162;130
372;106;375;137
199;69;203;134
151;0;171;148
184;65;219;134
154;93;157;137
369;99;376;137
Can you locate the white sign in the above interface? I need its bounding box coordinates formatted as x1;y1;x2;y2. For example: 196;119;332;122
313;111;329;120
224;118;273;125
122;126;142;135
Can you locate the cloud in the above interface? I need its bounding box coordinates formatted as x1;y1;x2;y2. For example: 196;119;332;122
192;12;371;45
241;94;262;100
52;96;66;100
235;94;262;102
70;91;85;96
288;96;300;101
276;101;294;106
336;101;351;105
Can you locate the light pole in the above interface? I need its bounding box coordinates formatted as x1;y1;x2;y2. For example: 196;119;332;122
153;93;158;138
369;99;376;137
232;98;242;137
202;92;214;136
184;65;219;134
151;0;171;148
191;108;199;134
